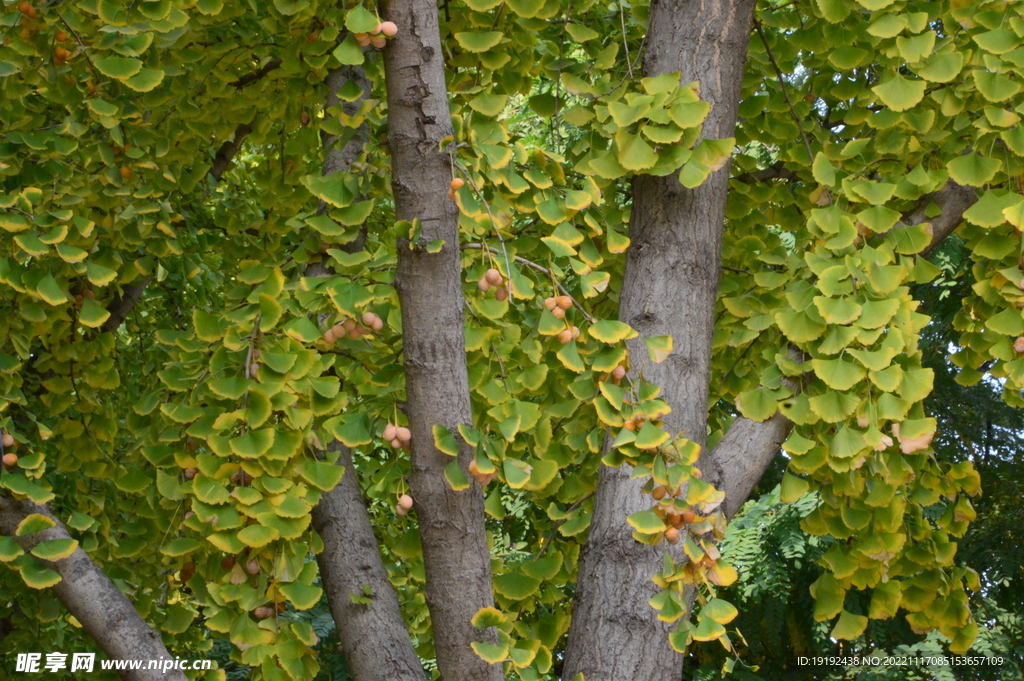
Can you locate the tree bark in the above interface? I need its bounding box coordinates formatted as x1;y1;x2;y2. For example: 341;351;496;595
381;2;502;680
311;444;425;681
0;498;186;681
911;180;978;258
563;2;758;680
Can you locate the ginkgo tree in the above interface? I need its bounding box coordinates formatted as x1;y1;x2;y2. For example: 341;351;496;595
0;0;1016;678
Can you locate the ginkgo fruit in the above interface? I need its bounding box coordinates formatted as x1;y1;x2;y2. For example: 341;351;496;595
494;287;508;302
557;329;573;344
398;494;413;510
182;468;197;481
249;363;259;378
245;559;260;575
664;527;680;545
2;453;17;468
556;295;572;310
651;485;667;500
300;111;310;126
383;423;397;441
355;33;371;46
371;35;387;48
1014;337;1024;354
379;21;398;36
450;177;465;191
2;433;14;447
485;268;502;285
119;166;132;180
221;556;236;570
253;606;275;619
611;365;626;380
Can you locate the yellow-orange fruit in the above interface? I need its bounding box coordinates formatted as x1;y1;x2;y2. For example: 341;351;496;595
300;111;310;126
182;468;197;481
397;494;413;510
651;486;667;500
557;329;573;344
342;318;357;331
249;363;259;378
324;328;337;343
1015;337;1024;354
477;278;491;292
570;326;580;339
380;21;398;36
355;33;371;46
468;460;480;475
3;433;15;448
389;437;403;449
383;424;398;441
551;307;565;319
485;268;502;285
253;606;274;619
17;2;32;13
2;453;17;468
56;30;67;42
623;420;636;431
370;34;386;48
396;427;411;442
370;22;383;35
245;559;260;575
543;297;557;310
612;365;627;380
119;166;132;180
450;177;465;191
556;295;572;310
495;287;508;302
664;527;680;544
307;32;319;42
370;317;383;331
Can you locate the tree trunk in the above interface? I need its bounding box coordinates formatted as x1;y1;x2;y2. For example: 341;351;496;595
0;498;186;681
563;2;758;679
381;3;502;680
311;444;425;681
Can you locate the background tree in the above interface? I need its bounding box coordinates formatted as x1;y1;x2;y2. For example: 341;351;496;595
0;0;1019;680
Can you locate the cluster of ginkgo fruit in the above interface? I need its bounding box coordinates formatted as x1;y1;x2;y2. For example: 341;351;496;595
354;21;397;48
395;493;414;516
2;431;17;468
382;423;412;451
648;485;696;546
325;313;384;343
476;267;509;301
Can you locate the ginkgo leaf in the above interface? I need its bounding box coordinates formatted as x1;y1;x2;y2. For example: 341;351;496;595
454;32;504;53
947;154;1002;187
872;75;927;112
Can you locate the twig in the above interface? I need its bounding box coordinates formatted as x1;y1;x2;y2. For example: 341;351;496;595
535;491;596;560
753;20;830;205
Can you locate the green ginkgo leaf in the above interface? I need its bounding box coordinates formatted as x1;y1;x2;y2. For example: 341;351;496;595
872;75;926;112
454;32;504;53
19;560;62;589
125;69;165;92
947;154;1002;187
831;609;868;640
16;514;56;537
30;539;78;561
812;357;866;391
94;57;143;80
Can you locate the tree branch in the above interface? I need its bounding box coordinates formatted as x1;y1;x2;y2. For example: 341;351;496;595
100;274;154;334
382;0;502;676
702;413;792;519
231;59;282;89
310;444;424;681
210;123;253;182
0;498;186;681
904;180;978;258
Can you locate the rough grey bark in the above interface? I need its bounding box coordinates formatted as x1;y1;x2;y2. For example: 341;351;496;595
305;62;425;681
563;2;759;680
311;444;425;681
381;3;502;680
100;274;154;334
0;497;185;681
702;413;792;519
